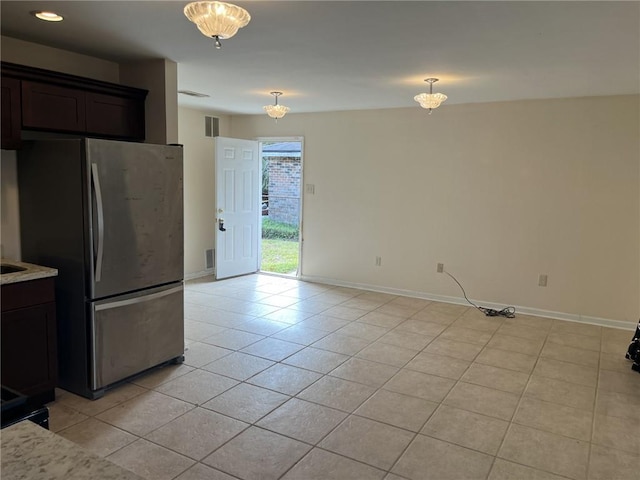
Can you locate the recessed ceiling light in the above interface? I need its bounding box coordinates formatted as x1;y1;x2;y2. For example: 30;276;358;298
31;11;64;22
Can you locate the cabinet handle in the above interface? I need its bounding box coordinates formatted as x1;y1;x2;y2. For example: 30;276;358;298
91;164;104;283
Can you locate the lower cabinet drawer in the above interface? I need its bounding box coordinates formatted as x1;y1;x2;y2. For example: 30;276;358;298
90;284;184;390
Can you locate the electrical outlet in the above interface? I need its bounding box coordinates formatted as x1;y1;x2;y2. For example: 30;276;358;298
375;256;382;266
538;274;548;287
437;263;444;273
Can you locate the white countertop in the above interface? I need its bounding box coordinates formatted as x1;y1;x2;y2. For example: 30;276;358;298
1;421;142;480
0;259;58;285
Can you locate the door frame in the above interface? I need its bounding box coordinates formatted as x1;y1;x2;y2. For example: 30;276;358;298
256;136;305;277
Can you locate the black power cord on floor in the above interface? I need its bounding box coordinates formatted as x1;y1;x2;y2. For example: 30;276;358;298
444;270;516;319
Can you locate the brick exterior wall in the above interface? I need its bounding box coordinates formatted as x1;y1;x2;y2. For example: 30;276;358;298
267;156;301;225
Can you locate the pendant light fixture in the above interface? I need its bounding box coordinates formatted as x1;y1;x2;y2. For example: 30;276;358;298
184;1;250;49
414;78;448;114
263;92;290;121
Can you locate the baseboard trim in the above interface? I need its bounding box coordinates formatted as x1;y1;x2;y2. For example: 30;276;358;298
299;274;635;331
184;269;214;281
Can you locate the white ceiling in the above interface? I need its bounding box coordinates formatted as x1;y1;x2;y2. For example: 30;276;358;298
1;1;638;115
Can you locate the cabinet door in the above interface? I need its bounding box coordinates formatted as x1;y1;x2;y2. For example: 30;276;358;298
1;303;57;396
86;92;145;140
22;81;86;132
1;76;22;149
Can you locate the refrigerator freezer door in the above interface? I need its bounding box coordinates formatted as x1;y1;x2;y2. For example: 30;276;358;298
90;283;184;390
87;139;183;299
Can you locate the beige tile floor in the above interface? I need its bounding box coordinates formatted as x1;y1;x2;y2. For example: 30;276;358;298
47;274;640;480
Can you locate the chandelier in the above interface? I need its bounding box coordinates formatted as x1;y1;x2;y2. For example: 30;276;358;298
263;92;290;121
414;78;448;114
184;1;251;49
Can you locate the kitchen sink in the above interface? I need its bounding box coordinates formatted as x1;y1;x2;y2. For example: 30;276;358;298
0;265;27;274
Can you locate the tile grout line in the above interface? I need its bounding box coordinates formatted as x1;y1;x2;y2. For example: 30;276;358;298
383;307;473;479
267;297;466;478
490;317;553;479
50;276;636;480
459;312;513;480
586;326;605;480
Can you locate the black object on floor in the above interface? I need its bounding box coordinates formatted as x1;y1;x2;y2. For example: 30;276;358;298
625;320;640;373
1;385;49;430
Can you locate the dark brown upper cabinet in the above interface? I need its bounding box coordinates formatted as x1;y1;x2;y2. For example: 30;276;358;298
22;81;87;133
85;91;145;140
1;76;22;150
1;62;147;149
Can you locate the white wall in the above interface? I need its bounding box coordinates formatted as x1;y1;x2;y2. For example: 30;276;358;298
1;36;120;82
2;36;637;324
230;95;640;326
120;59;179;144
1;150;20;259
178;107;232;277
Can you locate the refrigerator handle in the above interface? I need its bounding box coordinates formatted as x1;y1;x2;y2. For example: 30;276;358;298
94;285;184;311
91;163;105;283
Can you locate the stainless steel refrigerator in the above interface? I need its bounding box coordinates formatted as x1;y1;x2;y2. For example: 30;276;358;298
18;138;184;399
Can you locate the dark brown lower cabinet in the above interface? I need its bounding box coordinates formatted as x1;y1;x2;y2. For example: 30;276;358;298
1;278;57;405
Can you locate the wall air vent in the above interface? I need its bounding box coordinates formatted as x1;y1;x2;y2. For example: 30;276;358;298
178;90;210;98
205;249;214;269
205;116;220;138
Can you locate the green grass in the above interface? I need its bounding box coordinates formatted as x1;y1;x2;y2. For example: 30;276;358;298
262;218;299;241
261;239;299;274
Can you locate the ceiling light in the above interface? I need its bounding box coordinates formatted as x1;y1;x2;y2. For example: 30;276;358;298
31;11;64;22
263;92;290;121
184;1;250;50
414;78;448;114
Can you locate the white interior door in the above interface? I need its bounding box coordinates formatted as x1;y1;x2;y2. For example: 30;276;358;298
215;137;260;279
